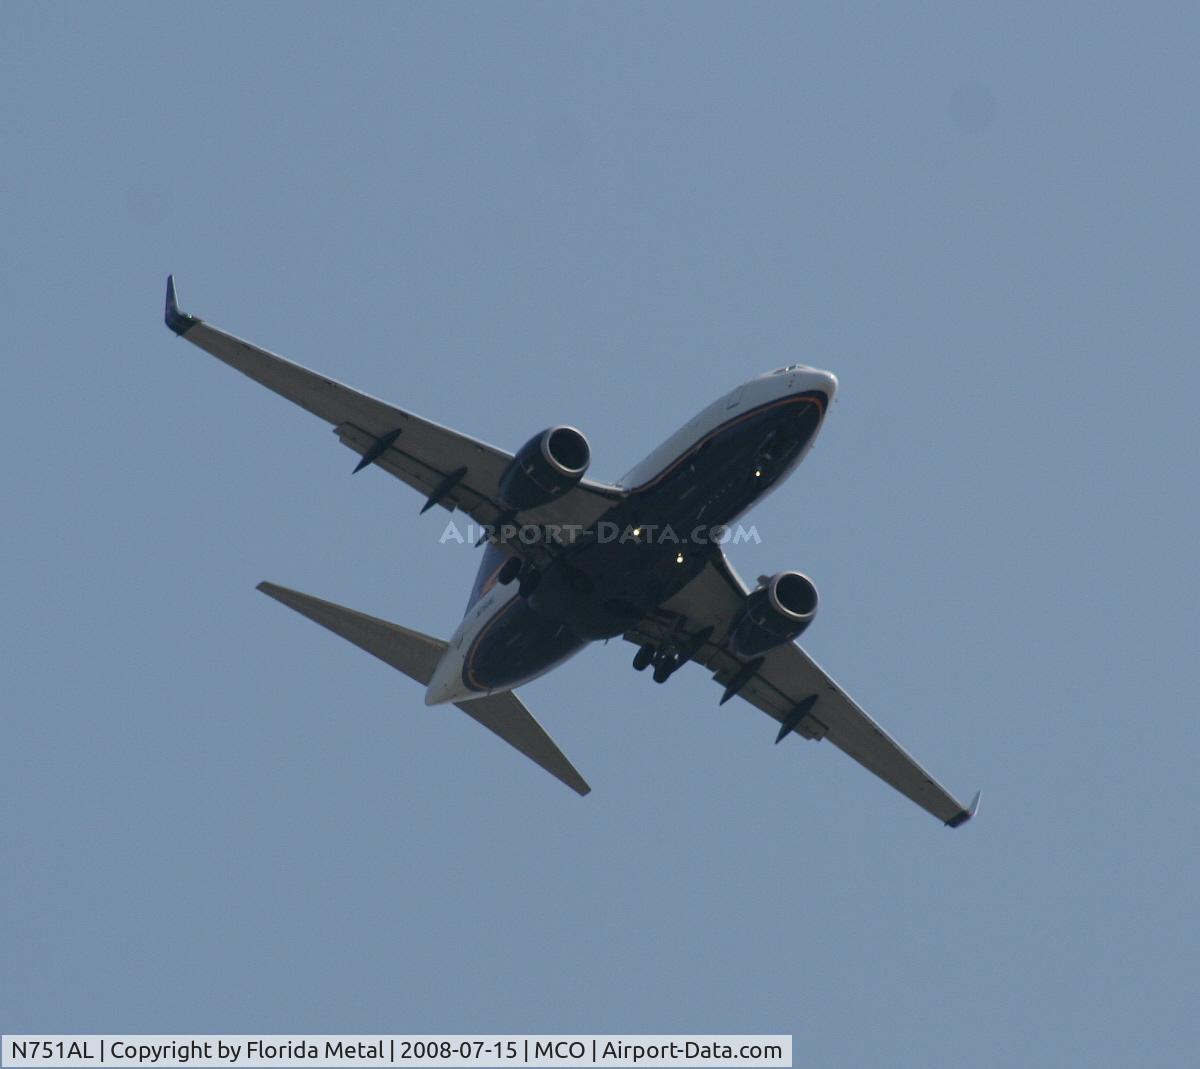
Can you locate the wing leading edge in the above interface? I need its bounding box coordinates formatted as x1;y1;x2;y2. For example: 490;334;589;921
163;276;620;542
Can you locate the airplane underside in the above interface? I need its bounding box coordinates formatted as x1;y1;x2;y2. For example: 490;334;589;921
162;275;979;826
450;390;828;696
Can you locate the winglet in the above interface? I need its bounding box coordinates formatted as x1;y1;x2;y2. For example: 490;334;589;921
164;274;200;336
945;790;982;829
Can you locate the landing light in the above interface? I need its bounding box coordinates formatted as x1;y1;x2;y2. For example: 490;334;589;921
632;527;642;537
675;552;685;564
754;468;763;478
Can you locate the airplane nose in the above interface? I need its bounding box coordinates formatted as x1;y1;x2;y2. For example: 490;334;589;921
816;369;838;402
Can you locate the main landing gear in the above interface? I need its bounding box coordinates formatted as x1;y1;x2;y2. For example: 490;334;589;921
632;644;655;672
632;643;681;683
632;626;713;685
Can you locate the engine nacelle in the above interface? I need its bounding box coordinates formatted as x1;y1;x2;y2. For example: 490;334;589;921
728;571;819;657
497;426;591;511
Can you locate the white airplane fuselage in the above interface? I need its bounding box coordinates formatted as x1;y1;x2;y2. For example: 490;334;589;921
425;365;838;705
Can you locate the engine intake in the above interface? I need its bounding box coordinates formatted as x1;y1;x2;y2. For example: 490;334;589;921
728;571;819;657
497;425;591;511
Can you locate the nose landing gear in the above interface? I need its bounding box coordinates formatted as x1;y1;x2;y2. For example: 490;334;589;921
497;555;542;598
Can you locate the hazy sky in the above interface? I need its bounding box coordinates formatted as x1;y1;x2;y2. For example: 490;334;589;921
3;4;1198;1066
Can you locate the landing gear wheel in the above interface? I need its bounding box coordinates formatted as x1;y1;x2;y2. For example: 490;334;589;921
632;644;655;672
496;556;522;586
517;568;541;598
652;654;679;684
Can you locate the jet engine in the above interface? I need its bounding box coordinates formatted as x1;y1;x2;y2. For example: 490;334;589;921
497;426;591;510
728;571;819;657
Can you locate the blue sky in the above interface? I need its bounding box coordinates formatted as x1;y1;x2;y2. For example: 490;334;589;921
2;4;1198;1066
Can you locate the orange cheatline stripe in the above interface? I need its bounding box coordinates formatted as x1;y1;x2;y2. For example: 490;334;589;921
464;593;521;691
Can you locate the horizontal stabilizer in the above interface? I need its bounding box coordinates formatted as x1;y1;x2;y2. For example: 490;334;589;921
452;690;590;796
256;582;590;795
257;581;446;683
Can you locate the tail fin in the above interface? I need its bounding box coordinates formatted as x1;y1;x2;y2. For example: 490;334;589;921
256;582;590;795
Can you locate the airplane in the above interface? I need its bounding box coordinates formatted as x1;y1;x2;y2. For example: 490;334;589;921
163;276;979;827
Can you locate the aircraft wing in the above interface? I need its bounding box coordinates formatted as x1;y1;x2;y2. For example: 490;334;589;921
625;554;979;827
163;277;620;543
